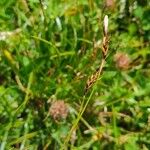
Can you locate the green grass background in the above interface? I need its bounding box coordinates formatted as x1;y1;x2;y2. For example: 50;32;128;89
0;0;150;149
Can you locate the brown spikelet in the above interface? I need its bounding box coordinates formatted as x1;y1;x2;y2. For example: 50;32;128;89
84;58;105;93
85;69;100;93
102;36;109;58
84;15;109;94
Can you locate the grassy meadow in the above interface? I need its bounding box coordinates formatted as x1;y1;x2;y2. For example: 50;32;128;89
0;0;150;149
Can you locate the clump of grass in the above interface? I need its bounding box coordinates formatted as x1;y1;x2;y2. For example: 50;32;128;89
0;0;150;149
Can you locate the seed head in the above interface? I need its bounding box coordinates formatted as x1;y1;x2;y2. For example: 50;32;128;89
49;100;68;121
106;0;115;9
114;52;130;70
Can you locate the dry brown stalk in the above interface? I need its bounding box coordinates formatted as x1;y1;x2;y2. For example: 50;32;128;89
84;15;109;94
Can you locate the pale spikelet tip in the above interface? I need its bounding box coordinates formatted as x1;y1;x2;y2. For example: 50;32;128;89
104;15;109;35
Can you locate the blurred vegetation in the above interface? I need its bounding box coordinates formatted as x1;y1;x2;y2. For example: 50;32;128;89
0;0;150;149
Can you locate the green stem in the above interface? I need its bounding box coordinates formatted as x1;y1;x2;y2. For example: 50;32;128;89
62;89;95;149
15;72;34;114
